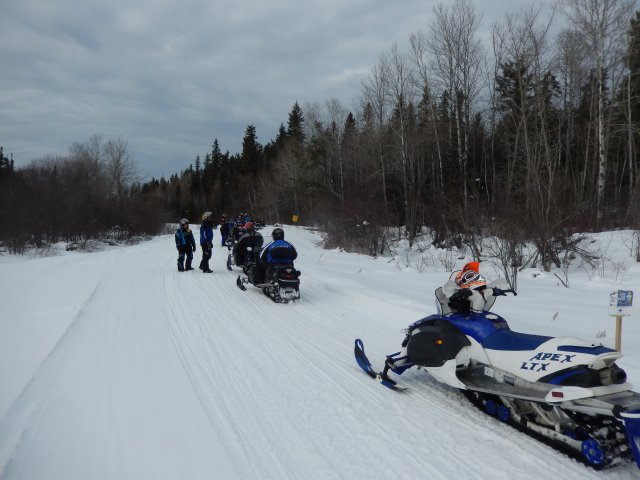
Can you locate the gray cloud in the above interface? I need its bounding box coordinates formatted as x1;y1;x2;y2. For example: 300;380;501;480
1;0;535;179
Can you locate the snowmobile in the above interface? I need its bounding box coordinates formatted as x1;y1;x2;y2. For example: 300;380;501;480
225;226;262;271
236;257;301;304
354;280;640;470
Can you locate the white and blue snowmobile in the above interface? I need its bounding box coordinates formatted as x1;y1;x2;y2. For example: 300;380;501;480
354;279;640;470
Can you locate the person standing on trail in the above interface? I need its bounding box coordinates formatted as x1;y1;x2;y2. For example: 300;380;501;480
199;211;214;273
219;213;231;246
175;218;196;272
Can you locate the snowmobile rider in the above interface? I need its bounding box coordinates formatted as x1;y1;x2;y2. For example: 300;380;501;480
438;261;514;314
199;211;214;273
175;218;196;272
254;227;298;284
232;221;264;267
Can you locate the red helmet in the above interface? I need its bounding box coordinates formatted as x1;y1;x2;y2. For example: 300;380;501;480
457;270;487;289
244;221;255;231
455;261;486;289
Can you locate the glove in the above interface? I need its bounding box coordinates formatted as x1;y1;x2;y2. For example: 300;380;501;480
492;287;517;296
448;289;472;313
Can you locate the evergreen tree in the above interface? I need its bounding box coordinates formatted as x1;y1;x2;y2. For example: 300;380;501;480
287;102;305;144
275;123;287;150
241;124;263;174
0;146;14;178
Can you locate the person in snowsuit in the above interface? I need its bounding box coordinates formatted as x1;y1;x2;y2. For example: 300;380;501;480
219;214;231;246
232;221;263;268
199;211;214;273
175;218;196;272
253;227;298;285
435;261;513;315
443;262;490;314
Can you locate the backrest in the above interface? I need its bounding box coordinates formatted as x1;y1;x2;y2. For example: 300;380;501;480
239;232;264;250
268;240;296;263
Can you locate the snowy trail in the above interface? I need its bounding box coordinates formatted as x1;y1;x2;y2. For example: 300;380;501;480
0;227;638;479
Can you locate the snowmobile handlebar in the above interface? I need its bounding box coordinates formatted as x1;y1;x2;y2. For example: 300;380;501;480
491;287;517;297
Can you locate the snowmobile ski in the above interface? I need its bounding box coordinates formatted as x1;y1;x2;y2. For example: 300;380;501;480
354;339;407;391
354;339;377;378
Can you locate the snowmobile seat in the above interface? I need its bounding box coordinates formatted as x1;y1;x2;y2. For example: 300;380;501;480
440;312;509;343
481;329;552;351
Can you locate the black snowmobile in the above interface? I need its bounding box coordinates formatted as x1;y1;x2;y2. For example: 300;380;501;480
237;261;301;303
226;224;263;271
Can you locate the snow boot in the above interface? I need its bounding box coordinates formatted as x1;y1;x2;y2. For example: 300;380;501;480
185;259;194;271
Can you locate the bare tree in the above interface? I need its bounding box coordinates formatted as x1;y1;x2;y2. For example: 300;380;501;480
554;29;589;203
559;0;637;227
428;0;485;206
409;31;445;195
361;60;391;207
382;44;418;234
103;137;137;208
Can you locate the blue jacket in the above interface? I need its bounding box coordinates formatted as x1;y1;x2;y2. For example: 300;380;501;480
175;227;196;250
200;220;214;245
260;239;297;264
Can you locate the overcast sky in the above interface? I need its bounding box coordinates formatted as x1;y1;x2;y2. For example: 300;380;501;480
1;0;535;180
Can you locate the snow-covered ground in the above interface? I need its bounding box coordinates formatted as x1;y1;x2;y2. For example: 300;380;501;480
0;226;638;479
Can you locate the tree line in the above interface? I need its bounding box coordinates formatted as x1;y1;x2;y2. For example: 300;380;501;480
140;1;640;263
2;1;639;266
0;135;158;253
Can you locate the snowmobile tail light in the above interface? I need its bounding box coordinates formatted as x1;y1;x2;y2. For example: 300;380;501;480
551;391;564;398
436;339;444;345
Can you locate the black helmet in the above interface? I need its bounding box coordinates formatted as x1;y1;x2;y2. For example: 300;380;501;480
272;227;284;240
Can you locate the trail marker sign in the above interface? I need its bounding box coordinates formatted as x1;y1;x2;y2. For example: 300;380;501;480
609;290;633;352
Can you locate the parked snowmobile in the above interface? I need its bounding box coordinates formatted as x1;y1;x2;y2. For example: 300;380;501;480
226;223;263;271
354;280;640;470
237;261;301;303
237;227;301;303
